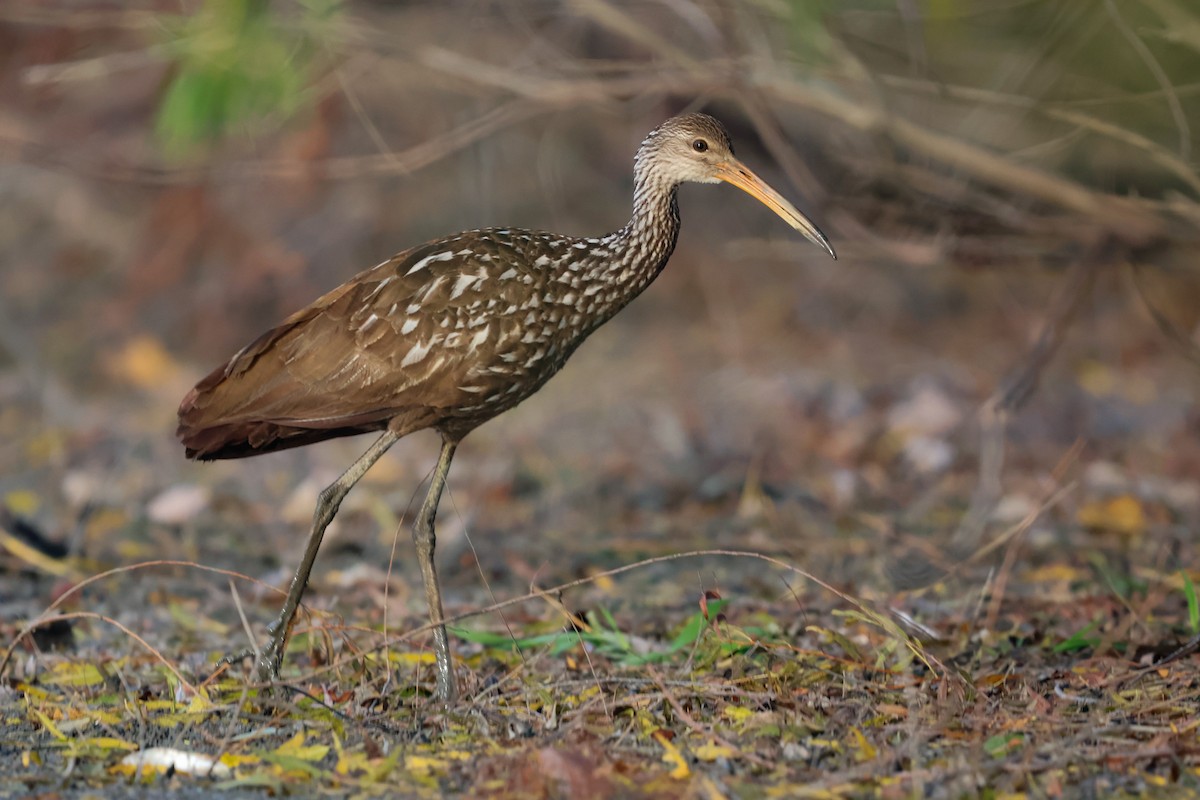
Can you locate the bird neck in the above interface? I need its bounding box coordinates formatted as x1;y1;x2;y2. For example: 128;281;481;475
598;176;681;289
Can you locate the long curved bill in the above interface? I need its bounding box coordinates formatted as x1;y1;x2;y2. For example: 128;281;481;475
715;160;837;260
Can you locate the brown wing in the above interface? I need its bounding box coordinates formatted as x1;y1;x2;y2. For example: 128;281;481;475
178;237;517;460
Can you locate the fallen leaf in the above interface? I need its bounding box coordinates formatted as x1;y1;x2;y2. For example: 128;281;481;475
694;742;735;761
43;662;104;688
1078;495;1147;536
875;703;909;719
272;731;330;762
104;335;182;391
4;490;40;515
652;730;689;779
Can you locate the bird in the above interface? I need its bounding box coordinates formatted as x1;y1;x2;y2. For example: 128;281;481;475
177;112;835;705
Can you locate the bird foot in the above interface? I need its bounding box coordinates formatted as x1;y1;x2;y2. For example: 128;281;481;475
215;632;286;685
216;648;256;670
215;648;280;679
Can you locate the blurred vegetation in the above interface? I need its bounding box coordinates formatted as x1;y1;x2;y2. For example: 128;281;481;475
155;0;340;154
136;0;1200;214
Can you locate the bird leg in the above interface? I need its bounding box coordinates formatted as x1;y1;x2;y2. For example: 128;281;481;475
410;435;459;705
222;430;400;682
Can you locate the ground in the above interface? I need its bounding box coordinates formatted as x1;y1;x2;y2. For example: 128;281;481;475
3;247;1199;797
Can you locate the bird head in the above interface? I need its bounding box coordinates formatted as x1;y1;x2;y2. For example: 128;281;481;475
637;113;836;259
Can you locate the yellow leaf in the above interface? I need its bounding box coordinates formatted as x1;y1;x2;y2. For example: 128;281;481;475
105;335;181;391
337;751;371;776
586;568;616;593
850;727;877;762
404;755;450;774
694;742;735;761
115;539;155;560
87;709;124;726
185;690;213;713
4;490;39;515
652;731;689;780
87;508;130;540
389;651;437;665
24;430;66;464
0;530;73;577
273;731;329;762
1076;359;1115;397
808;738;844;752
31;709;66;741
141;700;182;711
722;706;754;723
77;736;138;752
1025;564;1086;583
276;731;306;750
364;651;436;665
17;684;51;701
219;753;261;767
44;662;105;687
1077;495;1147;536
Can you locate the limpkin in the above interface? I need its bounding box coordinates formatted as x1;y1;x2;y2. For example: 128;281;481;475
178;113;835;703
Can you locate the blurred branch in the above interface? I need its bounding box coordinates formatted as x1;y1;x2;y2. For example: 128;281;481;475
1103;0;1190;161
2;2;1190;259
737;95;827;202
1;100;544;184
1140;0;1200;54
0;3;161;29
422;45;1175;249
414;51;1167;247
890;251;1104;590
570;0;708;73
418;47;650;104
1127;262;1200;367
759;71;1164;246
22;47;165;86
949;251;1104;563
330;52;401;169
878;75;1200;197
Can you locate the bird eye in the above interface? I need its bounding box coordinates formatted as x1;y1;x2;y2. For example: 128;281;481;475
691;138;708;153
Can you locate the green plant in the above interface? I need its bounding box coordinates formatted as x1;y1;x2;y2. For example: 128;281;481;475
155;0;341;154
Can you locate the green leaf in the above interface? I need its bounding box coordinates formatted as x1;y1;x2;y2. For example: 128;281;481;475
1053;619;1101;653
154;0;338;154
664;599;727;655
1183;571;1200;635
984;732;1024;758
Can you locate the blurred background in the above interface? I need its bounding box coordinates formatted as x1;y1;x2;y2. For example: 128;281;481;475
2;0;1199;631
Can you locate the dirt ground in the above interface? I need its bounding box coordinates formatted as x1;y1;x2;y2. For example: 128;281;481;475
3;2;1200;798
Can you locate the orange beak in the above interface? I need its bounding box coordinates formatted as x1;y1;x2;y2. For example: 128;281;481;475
715;160;836;260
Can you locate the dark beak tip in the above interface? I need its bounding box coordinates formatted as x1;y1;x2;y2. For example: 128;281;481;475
817;235;837;261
